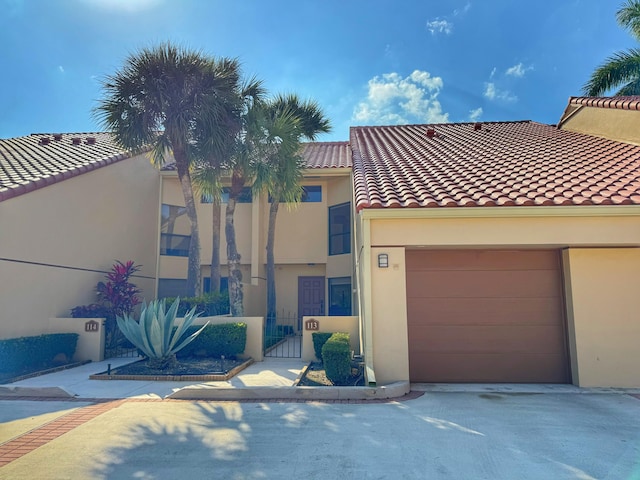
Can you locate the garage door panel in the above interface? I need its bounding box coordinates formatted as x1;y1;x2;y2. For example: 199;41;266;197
409;353;568;383
406;270;561;298
405;249;569;383
407;297;564;326
406;250;560;272
408;325;566;354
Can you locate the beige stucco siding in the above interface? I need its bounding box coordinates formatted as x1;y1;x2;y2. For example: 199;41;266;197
0;154;159;338
563;248;640;387
369;246;410;385
560;106;640;145
370;215;640;248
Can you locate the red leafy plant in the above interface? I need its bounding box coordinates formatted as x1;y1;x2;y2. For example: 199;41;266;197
71;260;142;351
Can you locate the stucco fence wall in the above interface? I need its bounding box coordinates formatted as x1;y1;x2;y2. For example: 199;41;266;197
562;248;640;388
49;316;265;363
301;316;359;362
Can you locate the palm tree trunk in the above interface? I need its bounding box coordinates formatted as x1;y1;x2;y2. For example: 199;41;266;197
266;199;279;327
210;198;221;294
225;173;244;316
173;149;200;297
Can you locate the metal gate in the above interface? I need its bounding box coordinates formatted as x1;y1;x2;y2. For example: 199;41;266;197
264;312;302;358
103;319;140;359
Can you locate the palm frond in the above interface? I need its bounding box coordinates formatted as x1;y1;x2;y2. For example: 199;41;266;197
582;48;640;96
617;0;640;41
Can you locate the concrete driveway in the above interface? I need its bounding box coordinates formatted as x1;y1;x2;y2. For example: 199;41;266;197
1;392;639;479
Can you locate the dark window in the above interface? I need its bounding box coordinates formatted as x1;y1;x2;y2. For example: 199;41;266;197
329;202;351;255
201;187;252;204
301;185;322;202
158;279;189;299
160;233;190;257
270;185;322;203
329;277;352;316
161;204;191;257
202;277;229;294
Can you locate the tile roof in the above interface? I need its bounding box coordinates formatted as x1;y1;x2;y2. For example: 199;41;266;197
301;141;352;169
569;96;640;110
0;133;133;202
350;121;640;211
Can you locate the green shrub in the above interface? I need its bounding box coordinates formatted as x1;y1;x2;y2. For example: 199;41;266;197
312;332;333;361
177;323;247;359
0;333;79;373
321;332;351;385
164;292;230;317
70;304;110;318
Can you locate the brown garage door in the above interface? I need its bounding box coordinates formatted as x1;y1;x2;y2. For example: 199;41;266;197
406;250;569;383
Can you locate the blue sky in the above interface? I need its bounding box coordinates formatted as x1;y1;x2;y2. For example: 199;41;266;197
0;0;633;141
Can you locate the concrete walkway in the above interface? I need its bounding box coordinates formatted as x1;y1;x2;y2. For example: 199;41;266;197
0;356;410;401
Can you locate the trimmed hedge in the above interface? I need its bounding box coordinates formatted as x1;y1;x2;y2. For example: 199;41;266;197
321;332;351;385
0;333;79;373
312;332;333;361
176;322;247;359
164;293;230;317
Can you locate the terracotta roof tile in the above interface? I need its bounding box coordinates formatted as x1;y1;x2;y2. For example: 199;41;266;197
569;96;640;110
350;121;640;211
301;141;352;169
0;133;133;202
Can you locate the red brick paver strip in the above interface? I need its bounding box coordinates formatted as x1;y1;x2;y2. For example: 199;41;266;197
0;399;124;467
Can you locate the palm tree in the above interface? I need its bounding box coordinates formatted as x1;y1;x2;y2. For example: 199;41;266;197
584;1;640;96
223;78;266;316
253;94;331;325
95;43;239;296
191;65;245;296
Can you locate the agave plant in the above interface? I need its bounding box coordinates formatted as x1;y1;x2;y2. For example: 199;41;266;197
116;298;208;369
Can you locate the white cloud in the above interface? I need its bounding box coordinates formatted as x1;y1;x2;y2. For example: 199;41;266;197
58;65;65;74
453;2;471;16
468;107;483;122
426;19;453;35
489;67;497;79
353;70;449;125
483;82;517;102
505;62;533;78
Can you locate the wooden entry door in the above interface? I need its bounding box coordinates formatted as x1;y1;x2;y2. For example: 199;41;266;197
298;276;325;328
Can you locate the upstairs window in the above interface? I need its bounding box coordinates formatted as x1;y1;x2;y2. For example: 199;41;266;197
329;202;351;255
301;185;322;202
201;187;252;204
269;185;322;203
161;204;190;257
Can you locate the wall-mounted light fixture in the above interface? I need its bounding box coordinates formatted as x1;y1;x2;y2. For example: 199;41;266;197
378;253;389;268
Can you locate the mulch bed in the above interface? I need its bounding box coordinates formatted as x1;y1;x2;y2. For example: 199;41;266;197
297;361;365;387
107;356;242;376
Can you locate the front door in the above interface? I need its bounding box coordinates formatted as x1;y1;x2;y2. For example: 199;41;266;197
298;276;325;329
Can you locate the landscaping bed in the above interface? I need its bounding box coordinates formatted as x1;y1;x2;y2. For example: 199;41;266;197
297;361;365;387
90;356;252;381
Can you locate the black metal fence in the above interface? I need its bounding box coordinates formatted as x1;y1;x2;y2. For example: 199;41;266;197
264;312;301;358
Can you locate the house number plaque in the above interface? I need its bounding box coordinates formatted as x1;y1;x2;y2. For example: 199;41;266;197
305;319;320;331
84;320;100;332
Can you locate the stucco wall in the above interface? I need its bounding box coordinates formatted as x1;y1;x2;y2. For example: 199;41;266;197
301;316;359;361
563;248;640;387
0;154;159;338
560;107;640;145
370;214;640;248
369;246;410;385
